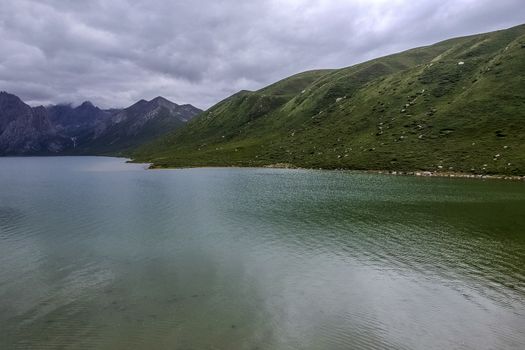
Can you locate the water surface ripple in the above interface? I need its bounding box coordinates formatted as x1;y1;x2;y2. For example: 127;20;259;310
0;157;524;349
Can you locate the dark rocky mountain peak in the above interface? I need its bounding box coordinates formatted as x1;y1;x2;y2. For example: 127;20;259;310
0;91;28;114
88;97;202;153
0;91;21;101
79;101;95;108
150;96;178;107
0;92;203;155
0;92;72;155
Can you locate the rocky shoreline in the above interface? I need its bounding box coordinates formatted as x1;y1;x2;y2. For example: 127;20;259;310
142;161;525;181
373;170;525;181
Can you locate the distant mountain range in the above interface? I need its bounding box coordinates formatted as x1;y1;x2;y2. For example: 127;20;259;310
134;24;525;176
0;92;202;155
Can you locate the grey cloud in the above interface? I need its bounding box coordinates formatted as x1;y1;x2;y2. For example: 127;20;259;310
0;0;524;109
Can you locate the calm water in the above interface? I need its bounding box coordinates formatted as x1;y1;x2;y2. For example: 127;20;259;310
0;157;524;350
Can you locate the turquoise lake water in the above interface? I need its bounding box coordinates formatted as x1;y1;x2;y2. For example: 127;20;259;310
0;157;524;349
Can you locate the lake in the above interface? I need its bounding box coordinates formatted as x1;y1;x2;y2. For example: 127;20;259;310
0;157;524;349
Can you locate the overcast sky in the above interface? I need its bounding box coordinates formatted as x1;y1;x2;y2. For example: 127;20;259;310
0;0;524;109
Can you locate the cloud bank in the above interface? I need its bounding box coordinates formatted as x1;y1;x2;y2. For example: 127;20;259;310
0;0;524;109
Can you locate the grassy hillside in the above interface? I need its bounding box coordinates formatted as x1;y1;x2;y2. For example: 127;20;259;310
134;24;525;175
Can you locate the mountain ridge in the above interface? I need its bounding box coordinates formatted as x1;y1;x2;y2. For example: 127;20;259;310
76;95;201;154
0;92;73;154
0;92;202;155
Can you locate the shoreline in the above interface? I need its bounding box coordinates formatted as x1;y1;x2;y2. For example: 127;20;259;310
371;170;525;181
138;161;525;181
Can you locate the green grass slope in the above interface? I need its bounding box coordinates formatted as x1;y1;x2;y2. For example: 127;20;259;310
134;24;525;175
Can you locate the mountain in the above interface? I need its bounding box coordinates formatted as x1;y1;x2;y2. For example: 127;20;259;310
76;96;202;154
0;93;201;155
134;24;525;175
47;101;112;147
0;92;72;155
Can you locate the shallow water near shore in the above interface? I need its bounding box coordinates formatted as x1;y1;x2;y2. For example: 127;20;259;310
1;157;524;349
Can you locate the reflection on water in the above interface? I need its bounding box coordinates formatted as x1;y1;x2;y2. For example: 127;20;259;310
0;157;524;349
